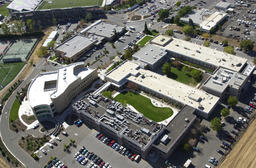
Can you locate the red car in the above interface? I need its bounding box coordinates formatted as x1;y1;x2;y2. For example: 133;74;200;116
130;154;136;161
97;134;103;139
249;103;255;109
99;161;105;168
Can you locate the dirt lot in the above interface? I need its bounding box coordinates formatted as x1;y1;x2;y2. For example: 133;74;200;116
0;157;10;168
0;27;55;99
219;118;256;168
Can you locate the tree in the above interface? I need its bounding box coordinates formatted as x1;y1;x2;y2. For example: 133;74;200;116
162;62;171;76
227;96;238;107
177;6;192;18
188;18;194;29
174;16;181;25
1;23;10;34
210;117;221;131
26;19;34;32
158;9;169;21
254;57;256;65
47;41;55;49
202;33;210;39
143;22;151;34
240;40;254;51
221;108;230;118
182;25;194;36
52;18;57;26
37;47;48;57
176;1;181;7
165;29;174;36
123;48;133;60
183;143;192;152
204;40;210;47
224;46;235;55
190;69;202;82
222;40;228;47
85;12;93;22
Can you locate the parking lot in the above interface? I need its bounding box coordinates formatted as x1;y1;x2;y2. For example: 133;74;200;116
166;78;256;168
220;0;256;42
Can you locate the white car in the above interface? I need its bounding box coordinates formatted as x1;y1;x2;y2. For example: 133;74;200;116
205;164;211;168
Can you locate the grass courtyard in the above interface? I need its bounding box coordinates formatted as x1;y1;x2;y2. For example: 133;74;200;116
114;92;173;122
137;35;154;47
170;66;198;86
9;98;20;122
38;0;103;9
0;63;25;91
0;3;10;16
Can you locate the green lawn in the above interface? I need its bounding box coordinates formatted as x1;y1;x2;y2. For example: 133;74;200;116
38;0;103;9
0;3;10;16
0;62;25;91
9;98;20;122
170;67;198;86
137;35;154;47
114;92;173;122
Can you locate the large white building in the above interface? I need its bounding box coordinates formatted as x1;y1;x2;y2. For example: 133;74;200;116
105;61;219;118
152;35;248;72
199;11;227;32
28;62;97;121
7;0;42;13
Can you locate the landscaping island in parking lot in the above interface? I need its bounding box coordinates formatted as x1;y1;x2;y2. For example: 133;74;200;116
114;92;173;122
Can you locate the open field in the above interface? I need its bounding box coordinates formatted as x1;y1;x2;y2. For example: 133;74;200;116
9;98;20;122
38;0;103;9
0;63;25;90
0;3;9;16
137;35;153;47
114;92;173;122
219;118;256;168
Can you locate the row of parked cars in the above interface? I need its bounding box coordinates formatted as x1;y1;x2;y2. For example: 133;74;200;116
44;157;67;168
95;132;141;162
74;146;111;168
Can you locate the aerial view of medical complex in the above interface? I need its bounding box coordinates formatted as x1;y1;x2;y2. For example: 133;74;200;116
0;0;256;167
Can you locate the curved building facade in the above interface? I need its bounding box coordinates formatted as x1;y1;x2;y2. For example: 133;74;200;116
28;62;97;121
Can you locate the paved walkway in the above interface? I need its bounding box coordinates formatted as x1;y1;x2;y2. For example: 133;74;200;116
18;100;35;128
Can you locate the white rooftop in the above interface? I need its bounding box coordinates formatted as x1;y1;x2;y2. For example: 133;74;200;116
28;63;94;108
159;36;247;72
132;44;167;66
80;20;124;38
200;12;227;31
7;0;42;12
55;35;95;58
106;61;219;114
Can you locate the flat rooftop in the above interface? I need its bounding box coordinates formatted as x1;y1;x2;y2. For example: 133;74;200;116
200;11;227;31
28;62;95;108
128;68;219;114
106;61;219;114
106;61;140;86
55;35;95;58
7;0;42;12
151;35;172;46
180;8;213;25
80;20;124;38
159;36;247;72
74;96;163;148
215;1;231;9
132;44;167;66
154;106;196;152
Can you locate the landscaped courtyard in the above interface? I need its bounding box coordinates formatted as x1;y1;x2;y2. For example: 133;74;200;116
38;0;103;9
114;92;173;122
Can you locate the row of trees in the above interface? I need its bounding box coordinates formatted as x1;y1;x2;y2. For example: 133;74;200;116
211;96;238;131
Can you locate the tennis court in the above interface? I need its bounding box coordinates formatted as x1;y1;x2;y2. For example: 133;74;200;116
2;39;37;63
